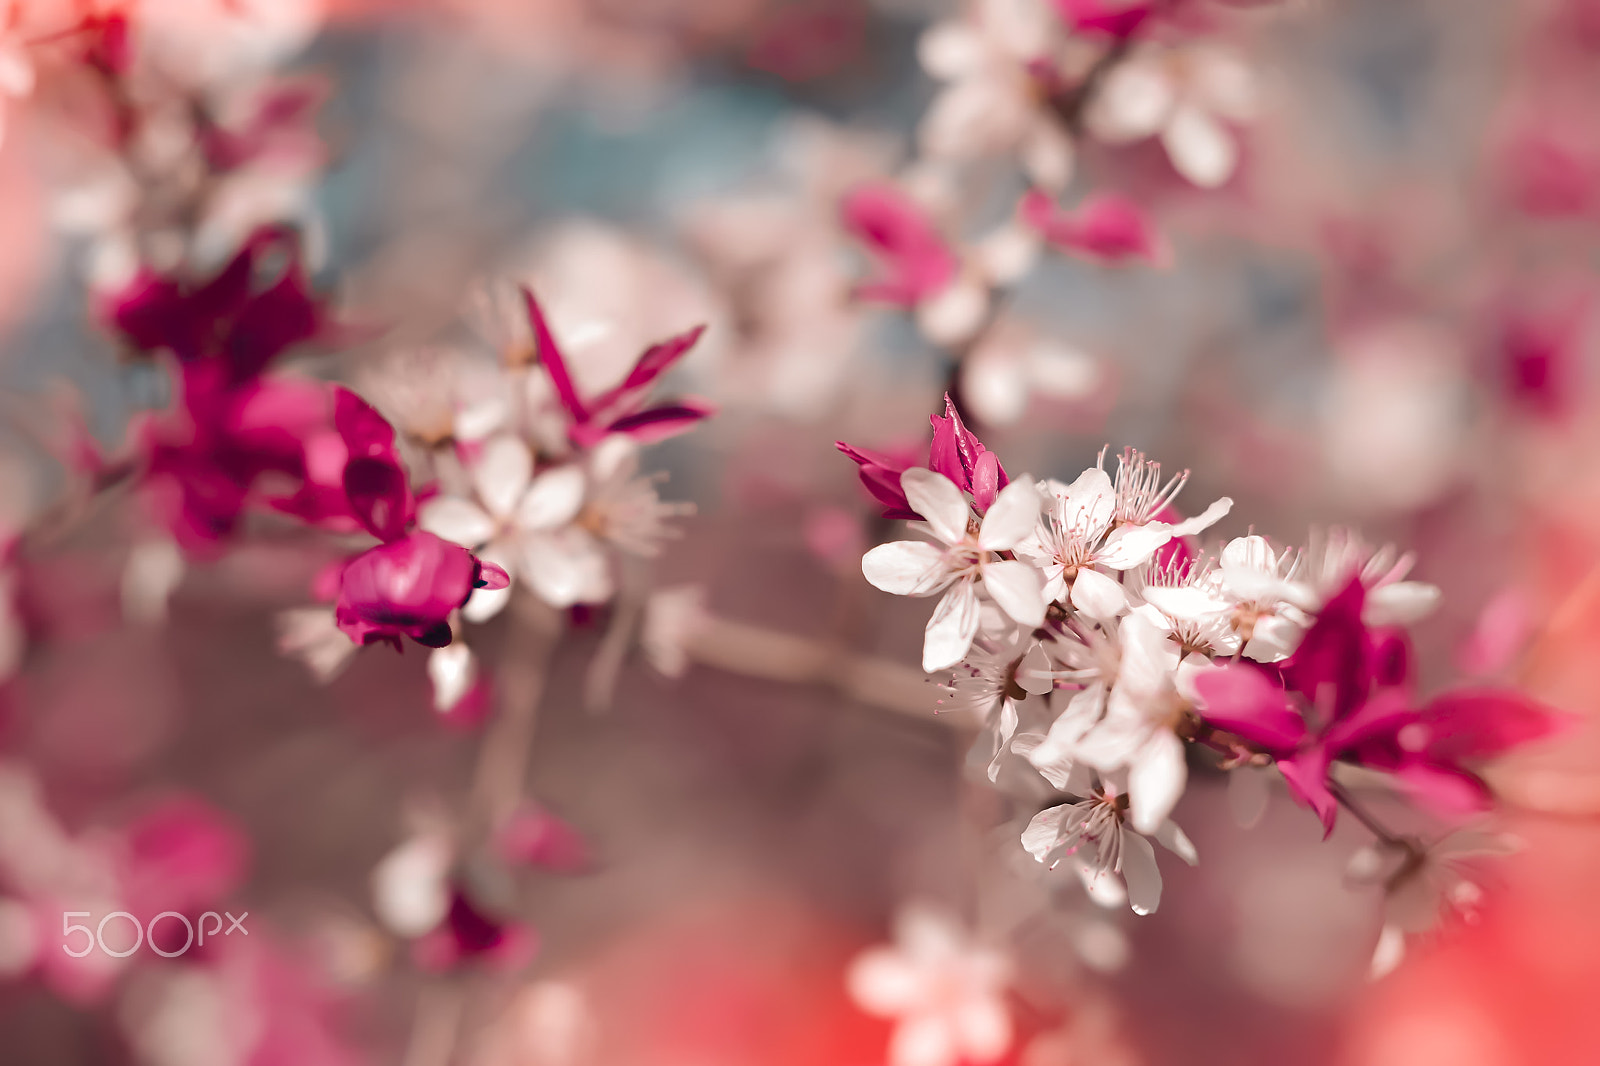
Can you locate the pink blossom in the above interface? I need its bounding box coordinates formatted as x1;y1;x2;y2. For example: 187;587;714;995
1021;189;1172;267
494;803;590;874
840;183;961;307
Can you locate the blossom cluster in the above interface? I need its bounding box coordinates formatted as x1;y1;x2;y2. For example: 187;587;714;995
845;399;1562;922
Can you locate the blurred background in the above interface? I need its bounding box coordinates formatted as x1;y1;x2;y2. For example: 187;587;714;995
1;0;1600;1063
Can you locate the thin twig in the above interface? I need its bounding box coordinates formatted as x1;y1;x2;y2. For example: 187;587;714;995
469;591;564;835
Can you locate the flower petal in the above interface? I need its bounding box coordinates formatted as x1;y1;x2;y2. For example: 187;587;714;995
901;467;971;545
863;540;950;596
924;580;982;671
976;477;1041;551
1069;567;1127;618
1128;730;1187;834
419;496;497;549
1120;830;1163;916
516;466;586;531
1161;103;1237;189
982;559;1046;628
473;435;534;520
1151;819;1198;865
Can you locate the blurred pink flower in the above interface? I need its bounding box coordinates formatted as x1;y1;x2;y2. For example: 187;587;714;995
1021;189;1172;266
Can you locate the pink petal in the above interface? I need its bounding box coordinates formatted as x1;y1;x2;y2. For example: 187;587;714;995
1193;665;1307;753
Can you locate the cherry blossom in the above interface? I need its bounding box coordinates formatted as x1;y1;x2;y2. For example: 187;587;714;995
917;0;1078;191
1021;768;1198;915
1083;41;1257;188
847;902;1013;1066
862;468;1046;671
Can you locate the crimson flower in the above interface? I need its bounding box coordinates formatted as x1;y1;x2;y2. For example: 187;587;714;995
1195;579;1566;835
329;389;508;650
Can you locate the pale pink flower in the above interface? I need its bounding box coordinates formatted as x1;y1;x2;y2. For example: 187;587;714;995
917;0;1078;191
1084;42;1256;188
847;903;1013;1066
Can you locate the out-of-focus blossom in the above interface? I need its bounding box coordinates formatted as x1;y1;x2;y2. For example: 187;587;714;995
917;0;1078;191
1021;765;1198;914
862;468;1045;672
1021;189;1172;266
1349;826;1518;979
1083;42;1256;188
275;606;357;683
1321;321;1471;514
842;181;1034;346
847;902;1013;1066
957;318;1102;427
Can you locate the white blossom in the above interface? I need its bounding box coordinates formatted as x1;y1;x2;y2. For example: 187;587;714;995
863;469;1046;672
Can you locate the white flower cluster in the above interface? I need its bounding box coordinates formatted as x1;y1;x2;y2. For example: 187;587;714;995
862;447;1439;914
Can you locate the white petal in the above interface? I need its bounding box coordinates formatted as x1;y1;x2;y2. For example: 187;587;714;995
1120;830;1163;916
1151;819;1198;865
981;560;1046;628
977;478;1041;551
1022;805;1070;861
1058;467;1116;535
1128;730;1187;834
917;21;985;80
952;996;1012;1062
1084;55;1175;143
986;698;1021;782
1369;924;1407;981
901;468;971;546
1140;584;1229;622
961;347;1029;428
473;435;534;519
863;541;951;596
1016;642;1055;695
427;643;477;713
1021;120;1075;193
1069;567;1127;618
1161;103;1237;189
522;529;612;607
516;466;587;531
418;496;497;548
924;580;982;672
1166;496;1233;537
1365;582;1441;626
917;277;990;347
847;948;923;1015
1095;524;1172;570
890;1014;959;1066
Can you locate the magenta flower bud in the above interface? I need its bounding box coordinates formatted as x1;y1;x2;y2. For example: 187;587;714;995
334;531;507;649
